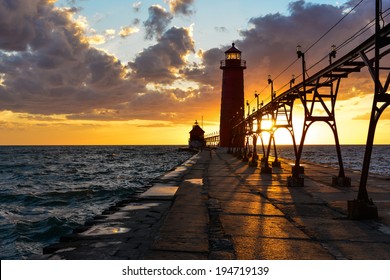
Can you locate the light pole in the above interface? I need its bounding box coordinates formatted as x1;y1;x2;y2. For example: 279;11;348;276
268;75;275;100
290;74;295;88
289;45;308;186
296;45;306;82
329;44;336;64
296;45;307;108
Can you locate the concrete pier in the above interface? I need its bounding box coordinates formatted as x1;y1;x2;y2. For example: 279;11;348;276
40;149;390;260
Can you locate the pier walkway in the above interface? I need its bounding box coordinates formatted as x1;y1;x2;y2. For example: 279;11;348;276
41;149;390;260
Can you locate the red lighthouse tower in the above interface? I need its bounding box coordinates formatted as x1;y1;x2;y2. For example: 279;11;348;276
219;43;246;147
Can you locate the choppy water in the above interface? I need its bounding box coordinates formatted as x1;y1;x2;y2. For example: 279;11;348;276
0;146;194;259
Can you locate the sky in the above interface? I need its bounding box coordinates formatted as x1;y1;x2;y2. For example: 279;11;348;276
1;0;390;145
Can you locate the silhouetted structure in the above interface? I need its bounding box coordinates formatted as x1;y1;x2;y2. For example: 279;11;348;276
189;120;205;150
219;43;246;147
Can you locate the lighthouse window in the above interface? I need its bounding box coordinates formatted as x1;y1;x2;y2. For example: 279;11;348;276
226;53;240;60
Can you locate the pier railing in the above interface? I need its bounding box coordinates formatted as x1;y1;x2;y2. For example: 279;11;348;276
204;131;220;147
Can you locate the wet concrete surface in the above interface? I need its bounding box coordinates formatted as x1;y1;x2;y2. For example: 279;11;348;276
37;149;390;259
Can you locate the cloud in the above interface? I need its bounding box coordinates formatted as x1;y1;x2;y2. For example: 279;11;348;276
0;0;43;51
88;34;106;45
143;5;173;40
26;116;65;122
119;26;140;38
130;26;195;84
104;28;116;38
133;18;141;25
183;47;224;87
132;1;142;12
66;0;80;5
169;0;195;16
353;112;370;120
214;27;228;33
354;110;390;121
136;122;176;128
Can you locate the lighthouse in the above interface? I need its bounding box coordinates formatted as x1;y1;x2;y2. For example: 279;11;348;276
188;120;205;150
219;43;246;147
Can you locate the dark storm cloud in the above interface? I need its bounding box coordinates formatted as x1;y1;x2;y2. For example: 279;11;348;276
143;5;173;40
0;0;42;51
130;26;195;84
169;0;195;16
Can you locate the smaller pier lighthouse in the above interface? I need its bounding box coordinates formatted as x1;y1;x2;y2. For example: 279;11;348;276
219;43;246;147
188;120;205;150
